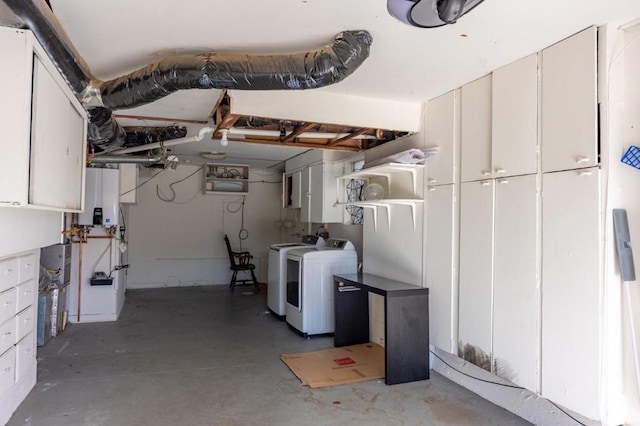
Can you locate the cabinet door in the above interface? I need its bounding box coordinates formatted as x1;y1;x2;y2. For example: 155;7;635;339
493;54;538;177
460;75;492;182
301;167;311;223
426;90;459;185
541;27;597;173
30;57;85;211
290;171;302;209
308;164;324;223
493;174;538;392
541;168;600;419
425;184;457;353
458;179;494;371
119;163;137;204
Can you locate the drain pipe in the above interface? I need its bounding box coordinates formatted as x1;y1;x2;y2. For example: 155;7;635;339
107;127;214;156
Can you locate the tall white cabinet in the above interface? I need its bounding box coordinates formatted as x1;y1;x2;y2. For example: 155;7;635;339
0;27;87;212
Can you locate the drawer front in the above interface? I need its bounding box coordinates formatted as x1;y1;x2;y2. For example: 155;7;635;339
0;258;19;293
18;254;36;284
0;347;15;397
0;288;17;324
0;317;16;355
16;280;35;313
15;333;35;383
16;305;35;343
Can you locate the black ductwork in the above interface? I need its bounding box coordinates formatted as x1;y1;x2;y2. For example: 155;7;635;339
92;30;373;110
4;0;372;153
123;125;187;147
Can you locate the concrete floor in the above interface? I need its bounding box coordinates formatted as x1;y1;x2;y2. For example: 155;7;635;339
9;286;531;426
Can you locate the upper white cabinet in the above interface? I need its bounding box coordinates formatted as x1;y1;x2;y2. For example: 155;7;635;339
460;75;492;182
492;54;539;177
302;162;343;224
541;27;597;173
202;163;249;195
0;27;87;211
119;164;138;204
283;171;302;209
425;90;459;186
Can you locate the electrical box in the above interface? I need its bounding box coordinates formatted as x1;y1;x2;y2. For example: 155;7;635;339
78;168;120;226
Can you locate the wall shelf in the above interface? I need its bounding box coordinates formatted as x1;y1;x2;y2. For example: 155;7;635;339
203;163;249;195
335;163;424;232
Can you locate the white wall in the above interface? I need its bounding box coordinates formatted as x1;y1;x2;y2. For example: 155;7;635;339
126;165;282;289
601;22;640;425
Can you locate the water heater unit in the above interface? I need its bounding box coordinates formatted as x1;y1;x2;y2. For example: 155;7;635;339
78;168;120;226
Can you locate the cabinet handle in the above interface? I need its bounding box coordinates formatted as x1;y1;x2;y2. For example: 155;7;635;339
494;168;505;174
3;332;11;337
576;156;590;164
3;367;10;373
498;179;509;184
428;178;436;184
578;170;593;177
481;181;491;187
428;187;436;192
482;171;491;177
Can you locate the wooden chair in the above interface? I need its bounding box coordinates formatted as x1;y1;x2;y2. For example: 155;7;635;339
224;234;259;293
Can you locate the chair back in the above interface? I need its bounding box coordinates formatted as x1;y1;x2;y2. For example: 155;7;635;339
224;234;237;267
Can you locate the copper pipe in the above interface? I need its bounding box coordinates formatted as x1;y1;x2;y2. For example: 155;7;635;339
77;233;83;323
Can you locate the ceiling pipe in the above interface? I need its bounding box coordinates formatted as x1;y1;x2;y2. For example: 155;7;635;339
89;154;162;164
228;128;378;140
106;127;214;156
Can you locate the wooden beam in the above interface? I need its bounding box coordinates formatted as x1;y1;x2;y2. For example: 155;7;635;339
113;114;208;125
240;137;359;152
281;122;316;143
208;90;228;119
212;113;240;139
327;128;371;147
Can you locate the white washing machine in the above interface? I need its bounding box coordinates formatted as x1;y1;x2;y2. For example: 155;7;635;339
285;239;357;336
267;235;325;318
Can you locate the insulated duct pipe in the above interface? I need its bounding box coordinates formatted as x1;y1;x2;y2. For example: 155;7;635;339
108;127;215;156
85;30;373;110
89;154;162;164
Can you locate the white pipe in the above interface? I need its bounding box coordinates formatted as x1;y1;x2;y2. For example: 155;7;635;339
624;280;640;397
228;128;378;140
104;126;214;155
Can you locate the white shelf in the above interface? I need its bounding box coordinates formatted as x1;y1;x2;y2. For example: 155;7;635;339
336;163;424;231
203;163;249;195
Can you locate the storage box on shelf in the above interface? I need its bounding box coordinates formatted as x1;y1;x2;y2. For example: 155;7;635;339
335;163;424;231
0;250;38;426
0;27;87;212
203;163;250;195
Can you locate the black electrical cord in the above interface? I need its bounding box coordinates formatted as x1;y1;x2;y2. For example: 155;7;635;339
430;350;587;426
120;169;164;196
156;167;202;202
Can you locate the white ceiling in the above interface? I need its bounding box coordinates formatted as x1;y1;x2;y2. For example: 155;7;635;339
32;1;640;167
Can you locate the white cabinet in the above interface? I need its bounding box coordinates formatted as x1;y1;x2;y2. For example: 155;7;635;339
283;171;301;209
302;163;343;224
0;27;87;211
458;179;494;370
492;54;538;177
541;168;600;419
541;27;597;173
426;90;459;186
460;75;492;182
0;250;38;426
492;174;538;392
203;163;249;195
425;184;457;353
119;163;138;204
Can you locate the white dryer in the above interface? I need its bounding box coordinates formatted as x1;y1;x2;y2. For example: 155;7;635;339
285;239;357;336
267;235;325;318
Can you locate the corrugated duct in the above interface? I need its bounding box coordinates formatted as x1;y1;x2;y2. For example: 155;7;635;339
3;0;373;153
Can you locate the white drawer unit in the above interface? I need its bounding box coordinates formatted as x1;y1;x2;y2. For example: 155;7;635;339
0;249;38;424
15;306;35;343
0;318;16;356
0;289;16;325
15;333;35;383
0;258;19;293
0;347;15;397
15;281;34;314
